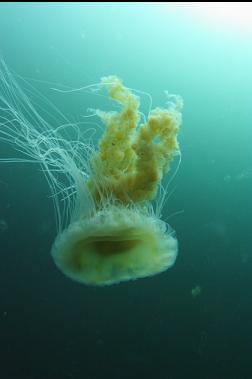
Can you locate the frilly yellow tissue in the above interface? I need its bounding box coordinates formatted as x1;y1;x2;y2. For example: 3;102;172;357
88;75;181;204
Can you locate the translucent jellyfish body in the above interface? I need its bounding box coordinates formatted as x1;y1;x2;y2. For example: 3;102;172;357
0;63;182;285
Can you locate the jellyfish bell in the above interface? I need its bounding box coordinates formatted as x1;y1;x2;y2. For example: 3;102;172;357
0;63;182;286
52;204;178;285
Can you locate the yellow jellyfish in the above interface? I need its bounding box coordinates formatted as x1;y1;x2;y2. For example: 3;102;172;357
0;61;182;286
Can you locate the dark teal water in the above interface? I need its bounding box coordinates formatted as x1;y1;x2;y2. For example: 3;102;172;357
0;3;251;379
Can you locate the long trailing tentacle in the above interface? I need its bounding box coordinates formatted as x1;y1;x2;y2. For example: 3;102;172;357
0;60;95;232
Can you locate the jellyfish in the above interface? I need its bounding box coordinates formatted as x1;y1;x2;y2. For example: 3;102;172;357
0;218;8;233
0;61;182;286
191;285;202;298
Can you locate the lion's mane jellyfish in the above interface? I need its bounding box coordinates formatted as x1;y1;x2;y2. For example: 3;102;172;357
0;62;182;285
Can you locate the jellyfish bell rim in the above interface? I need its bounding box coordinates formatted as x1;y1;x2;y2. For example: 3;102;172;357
51;204;178;286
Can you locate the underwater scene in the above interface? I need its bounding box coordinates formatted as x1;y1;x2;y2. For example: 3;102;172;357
0;3;251;379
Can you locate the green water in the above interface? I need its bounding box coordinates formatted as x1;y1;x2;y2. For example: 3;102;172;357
0;3;251;379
